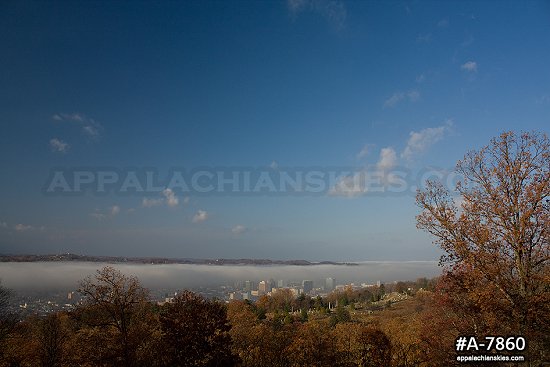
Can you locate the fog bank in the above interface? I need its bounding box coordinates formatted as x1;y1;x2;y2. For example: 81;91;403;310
0;261;441;292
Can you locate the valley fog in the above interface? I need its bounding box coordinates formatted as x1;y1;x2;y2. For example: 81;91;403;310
0;261;441;292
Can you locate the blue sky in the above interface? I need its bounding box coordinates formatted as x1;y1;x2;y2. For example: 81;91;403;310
1;0;549;261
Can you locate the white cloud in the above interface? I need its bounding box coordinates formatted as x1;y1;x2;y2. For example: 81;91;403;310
142;189;179;208
110;205;120;216
376;147;397;171
330;147;397;197
383;90;420;108
162;188;179;207
49;138;69;153
270;161;279;170
328;172;368;197
461;61;477;72
90;205;121;220
356;144;374;159
401;121;452;160
142;197;163;208
192;210;208;223
15;224;33;232
231;225;248;234
183;196;190;205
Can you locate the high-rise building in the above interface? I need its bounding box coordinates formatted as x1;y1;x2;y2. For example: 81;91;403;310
259;280;272;294
325;277;335;291
302;280;313;294
244;280;252;292
277;279;286;288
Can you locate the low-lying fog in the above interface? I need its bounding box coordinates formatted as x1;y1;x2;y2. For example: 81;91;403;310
0;261;441;292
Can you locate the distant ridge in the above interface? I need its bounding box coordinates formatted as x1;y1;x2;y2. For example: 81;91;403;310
0;253;357;266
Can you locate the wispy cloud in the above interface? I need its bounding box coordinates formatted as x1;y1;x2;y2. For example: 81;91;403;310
356;143;375;159
461;61;477;72
416;33;432;43
90;205;121;220
192;210;209;223
231;225;248;234
15;224;34;232
407;90;420;102
536;94;550;104
52;113;103;138
49;138;69;153
288;0;347;30
383;90;420;108
0;221;7;228
142;198;163;208
401;121;452;161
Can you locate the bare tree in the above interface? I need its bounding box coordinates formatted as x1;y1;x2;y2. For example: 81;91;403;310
77;266;149;367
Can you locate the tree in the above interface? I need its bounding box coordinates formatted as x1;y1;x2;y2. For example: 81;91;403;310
334;323;392;367
0;281;15;359
159;291;238;367
286;321;336;367
416;131;550;364
76;266;150;367
35;313;70;367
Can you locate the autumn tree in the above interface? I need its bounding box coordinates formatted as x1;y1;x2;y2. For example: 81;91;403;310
416;131;550;364
159;291;238;367
285;321;336;367
76;266;150;367
334;323;392;367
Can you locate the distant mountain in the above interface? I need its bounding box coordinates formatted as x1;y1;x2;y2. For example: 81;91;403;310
0;253;357;266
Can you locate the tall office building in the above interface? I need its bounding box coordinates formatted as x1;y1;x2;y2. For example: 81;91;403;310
259;280;272;294
302;280;313;294
325;277;335;291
